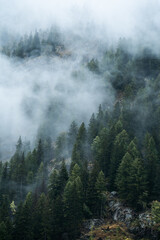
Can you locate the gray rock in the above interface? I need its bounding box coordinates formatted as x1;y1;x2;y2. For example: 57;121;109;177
83;219;104;231
110;191;118;197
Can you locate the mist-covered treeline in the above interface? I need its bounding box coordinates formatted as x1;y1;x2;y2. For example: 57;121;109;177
0;26;113;161
1;27;65;58
1;35;160;239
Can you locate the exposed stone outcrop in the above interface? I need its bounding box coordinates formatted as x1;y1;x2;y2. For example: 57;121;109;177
107;191;160;239
107;191;134;225
82;219;105;231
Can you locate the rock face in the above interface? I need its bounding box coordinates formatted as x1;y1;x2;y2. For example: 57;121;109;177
78;192;160;240
107;191;160;240
82;219;105;231
108;192;134;225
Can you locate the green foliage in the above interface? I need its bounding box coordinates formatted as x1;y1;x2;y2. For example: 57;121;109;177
116;150;148;209
144;134;159;198
2;28;63;58
0;221;9;240
95;171;106;216
63;170;83;238
55;132;68;161
151;201;160;227
68;121;78;154
87;58;99;73
109;129;129;189
2;36;160;239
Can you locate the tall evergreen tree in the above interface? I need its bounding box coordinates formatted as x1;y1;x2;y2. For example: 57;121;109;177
144;134;159;198
95;171;106;216
109;129;129;189
67;121;78;154
63;173;83;239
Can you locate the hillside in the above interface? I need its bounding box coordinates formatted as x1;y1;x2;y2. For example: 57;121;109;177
1;27;160;240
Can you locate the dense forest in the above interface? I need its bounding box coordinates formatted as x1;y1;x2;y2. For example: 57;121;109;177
1;28;160;239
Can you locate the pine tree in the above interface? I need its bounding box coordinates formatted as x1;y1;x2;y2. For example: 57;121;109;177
144;134;159;198
70;122;88;172
37;139;43;166
43;137;53;163
95;171;106;217
127;139;140;159
106;118;123;169
129;158;148;209
33;193;51;240
0;221;9;240
18;152;26;200
67;121;78;154
13;203;25;240
55;133;67;161
70;143;81;172
112;102;121;122
48;170;60;200
63;174;83;239
109;129;129;189
115;152;133;200
16;136;23;154
36;162;47;195
153;164;160;200
0;195;10;223
32;31;41;52
88;113;98;144
21;192;34;240
86;160;100;216
58;160;68;194
116;150;148;209
0;162;9;195
97;105;104;132
50;195;64;240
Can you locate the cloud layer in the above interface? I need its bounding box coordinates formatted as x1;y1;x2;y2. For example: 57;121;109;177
0;0;160;160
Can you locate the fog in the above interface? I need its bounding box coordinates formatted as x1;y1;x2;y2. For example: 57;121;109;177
0;45;113;160
0;0;160;160
1;0;160;44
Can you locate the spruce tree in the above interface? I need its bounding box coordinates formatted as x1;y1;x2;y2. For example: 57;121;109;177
67;121;78;154
95;171;106;217
63;175;83;239
115;152;133;201
86;160;100;216
129;158;148;209
37;139;43;166
88;113;98;144
144;134;159;198
109;129;129;189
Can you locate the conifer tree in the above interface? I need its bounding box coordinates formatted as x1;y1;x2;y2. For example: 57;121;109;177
144;134;159;197
16;137;23;154
70;123;88;191
48;170;59;200
129;158;148;209
63;174;83;239
0;221;9;240
88;113;98;144
115;152;133;200
0;162;9;195
43;137;53;163
86;160;100;216
21;192;34;240
95;171;106;216
33;193;51;240
92;128;109;176
97;104;104;132
50;195;64;240
67;121;78;154
58;159;68;194
109;129;129;189
37;139;43;166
